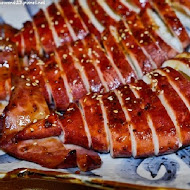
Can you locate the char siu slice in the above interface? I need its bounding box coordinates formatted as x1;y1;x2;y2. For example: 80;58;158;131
79;93;109;153
102;27;137;83
100;91;132;157
33;9;56;54
156;67;190;111
59;103;90;149
58;0;88;40
144;72;190;146
140;6;178;59
71;40;105;93
117;20;153;77
55;45;87;101
131;80;180;155
74;0;102;40
41;55;70;111
47;3;73;45
84;34;122;90
87;0;118;27
116;85;154;158
149;0;190;49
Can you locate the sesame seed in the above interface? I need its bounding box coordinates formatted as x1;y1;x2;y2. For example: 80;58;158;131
73;80;77;85
107;96;113;101
95;10;99;14
111;47;114;51
113;110;118;113
131;45;134;48
139;40;143;44
128;21;132;24
128;108;133;112
24;67;29;71
35;80;39;84
45;115;50;119
30;128;34;132
36;61;45;65
21;75;25;79
144;31;149;34
52;124;57;127
67;107;74;111
33;119;37;123
166;69;170;73
63;54;67;59
69;20;73;24
33;142;37;145
175;77;179;80
11;86;15;91
83;98;87;103
56;11;60;15
140;33;144;37
126;42;130;46
41;24;45;28
125;97;130;100
79;48;83;51
39;112;44;115
26;83;31;86
54;21;59;25
96;60;100;64
103;36;107;41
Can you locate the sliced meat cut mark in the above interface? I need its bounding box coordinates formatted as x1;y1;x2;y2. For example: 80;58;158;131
97;0;121;21
100;91;132;157
47;52;73;104
124;12;167;67
120;0;140;13
47;3;73;46
40;55;70;111
149;0;190;49
74;0;104;34
143;73;190;147
84;34;122;90
117;20;153;77
59;103;90;149
58;0;88;40
102;26;137;84
87;0;118;27
44;7;61;48
116;85;154;158
26;55;52;106
74;0;101;40
173;10;190;31
79;93;109;153
19;22;38;55
15;113;62;141
71;40;105;93
130;80;180;155
156;68;190;111
145;7;183;53
55;45;87;101
140;7;178;59
33;9;56;54
12;31;24;56
162;55;190;77
171;0;190;17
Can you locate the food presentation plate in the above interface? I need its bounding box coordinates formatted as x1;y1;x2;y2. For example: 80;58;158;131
0;1;190;189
